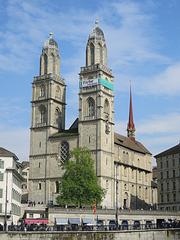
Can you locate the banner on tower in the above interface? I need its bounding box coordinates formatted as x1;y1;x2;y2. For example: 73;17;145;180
80;78;98;88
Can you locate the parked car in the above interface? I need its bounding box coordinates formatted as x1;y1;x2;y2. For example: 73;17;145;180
133;220;141;230
145;220;153;229
121;220;128;230
96;220;106;231
109;220;117;230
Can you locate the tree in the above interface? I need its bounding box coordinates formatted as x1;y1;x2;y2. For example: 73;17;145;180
56;148;105;207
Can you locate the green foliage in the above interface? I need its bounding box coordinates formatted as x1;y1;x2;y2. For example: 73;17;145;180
56;148;105;207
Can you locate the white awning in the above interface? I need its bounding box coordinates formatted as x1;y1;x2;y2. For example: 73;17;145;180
82;218;95;225
56;218;68;225
68;218;81;225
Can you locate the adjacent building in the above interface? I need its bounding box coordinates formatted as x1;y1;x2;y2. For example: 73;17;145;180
21;161;29;204
29;22;153;209
0;147;23;226
155;143;180;211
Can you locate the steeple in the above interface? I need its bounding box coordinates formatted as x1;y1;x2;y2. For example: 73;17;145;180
86;20;107;67
127;84;136;140
40;33;60;76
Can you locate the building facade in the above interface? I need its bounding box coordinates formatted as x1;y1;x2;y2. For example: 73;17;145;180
0;147;23;226
155;144;180;211
21;161;29;204
29;22;153;209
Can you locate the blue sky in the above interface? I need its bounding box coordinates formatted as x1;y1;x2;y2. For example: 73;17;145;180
0;0;180;162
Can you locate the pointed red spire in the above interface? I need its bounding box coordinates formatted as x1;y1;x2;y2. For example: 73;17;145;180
127;84;135;139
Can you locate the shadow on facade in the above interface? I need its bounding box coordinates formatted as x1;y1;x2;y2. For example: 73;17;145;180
130;194;151;210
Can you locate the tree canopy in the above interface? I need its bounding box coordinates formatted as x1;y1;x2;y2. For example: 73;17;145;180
56;148;104;207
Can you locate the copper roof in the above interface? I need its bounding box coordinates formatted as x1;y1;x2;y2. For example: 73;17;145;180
114;133;151;155
154;143;180;158
0;147;18;160
127;86;135;131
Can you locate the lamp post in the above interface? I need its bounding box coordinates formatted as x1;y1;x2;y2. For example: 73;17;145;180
136;168;137;210
114;162;119;230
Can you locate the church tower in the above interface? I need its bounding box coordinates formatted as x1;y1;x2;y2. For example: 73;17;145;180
29;33;66;204
79;21;114;208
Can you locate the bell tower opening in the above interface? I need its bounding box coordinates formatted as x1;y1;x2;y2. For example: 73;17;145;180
90;43;95;65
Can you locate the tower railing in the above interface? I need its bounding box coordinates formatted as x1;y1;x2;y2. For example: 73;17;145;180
80;63;112;75
35;122;47;128
34;74;65;83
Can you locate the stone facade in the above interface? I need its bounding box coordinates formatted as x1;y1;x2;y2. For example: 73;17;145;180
21;161;29;204
155;144;180;211
1;229;180;240
29;23;153;209
0;147;23;225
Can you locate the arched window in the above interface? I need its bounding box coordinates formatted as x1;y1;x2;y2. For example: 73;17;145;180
40;85;45;97
87;97;95;117
51;53;56;74
39;105;46;124
55;86;61;99
98;43;103;64
44;54;48;74
104;99;109;118
60;141;69;163
145;187;148;199
90;43;95;65
55;108;61;130
139;186;141;198
103;44;107;65
38;183;41;190
55;181;59;193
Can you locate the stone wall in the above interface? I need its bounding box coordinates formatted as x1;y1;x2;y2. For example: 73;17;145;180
1;229;180;240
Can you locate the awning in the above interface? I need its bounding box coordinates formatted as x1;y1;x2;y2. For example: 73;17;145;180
56;218;68;225
24;219;48;225
82;218;94;225
68;218;81;225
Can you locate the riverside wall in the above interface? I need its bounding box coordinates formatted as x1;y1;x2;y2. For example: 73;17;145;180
1;229;180;240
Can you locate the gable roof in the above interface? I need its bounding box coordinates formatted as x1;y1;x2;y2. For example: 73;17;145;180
50;118;78;139
154;143;180;158
114;133;151;155
69;118;78;130
0;147;19;160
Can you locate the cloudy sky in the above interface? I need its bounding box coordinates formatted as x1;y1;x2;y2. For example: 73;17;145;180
0;0;180;162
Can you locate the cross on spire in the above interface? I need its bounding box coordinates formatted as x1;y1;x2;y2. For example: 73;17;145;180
95;18;99;27
49;32;54;39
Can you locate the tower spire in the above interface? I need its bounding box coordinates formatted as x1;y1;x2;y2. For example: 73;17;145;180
127;82;135;140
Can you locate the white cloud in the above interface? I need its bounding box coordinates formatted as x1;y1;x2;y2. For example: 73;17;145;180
0;0;179;161
137;112;180;135
141;62;180;95
0;126;29;161
115;112;180;157
0;0;170;74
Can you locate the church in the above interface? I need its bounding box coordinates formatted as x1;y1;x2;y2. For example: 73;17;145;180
29;22;153;209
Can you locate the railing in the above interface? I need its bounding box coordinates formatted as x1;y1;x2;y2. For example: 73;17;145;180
34;74;65;83
6;223;180;232
35;123;47;128
48;207;180;216
80;64;112;75
84;115;96;120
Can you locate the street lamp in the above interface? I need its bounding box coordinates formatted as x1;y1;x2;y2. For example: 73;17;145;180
114;161;119;230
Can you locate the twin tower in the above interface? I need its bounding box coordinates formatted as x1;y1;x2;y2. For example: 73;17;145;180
29;22;135;208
